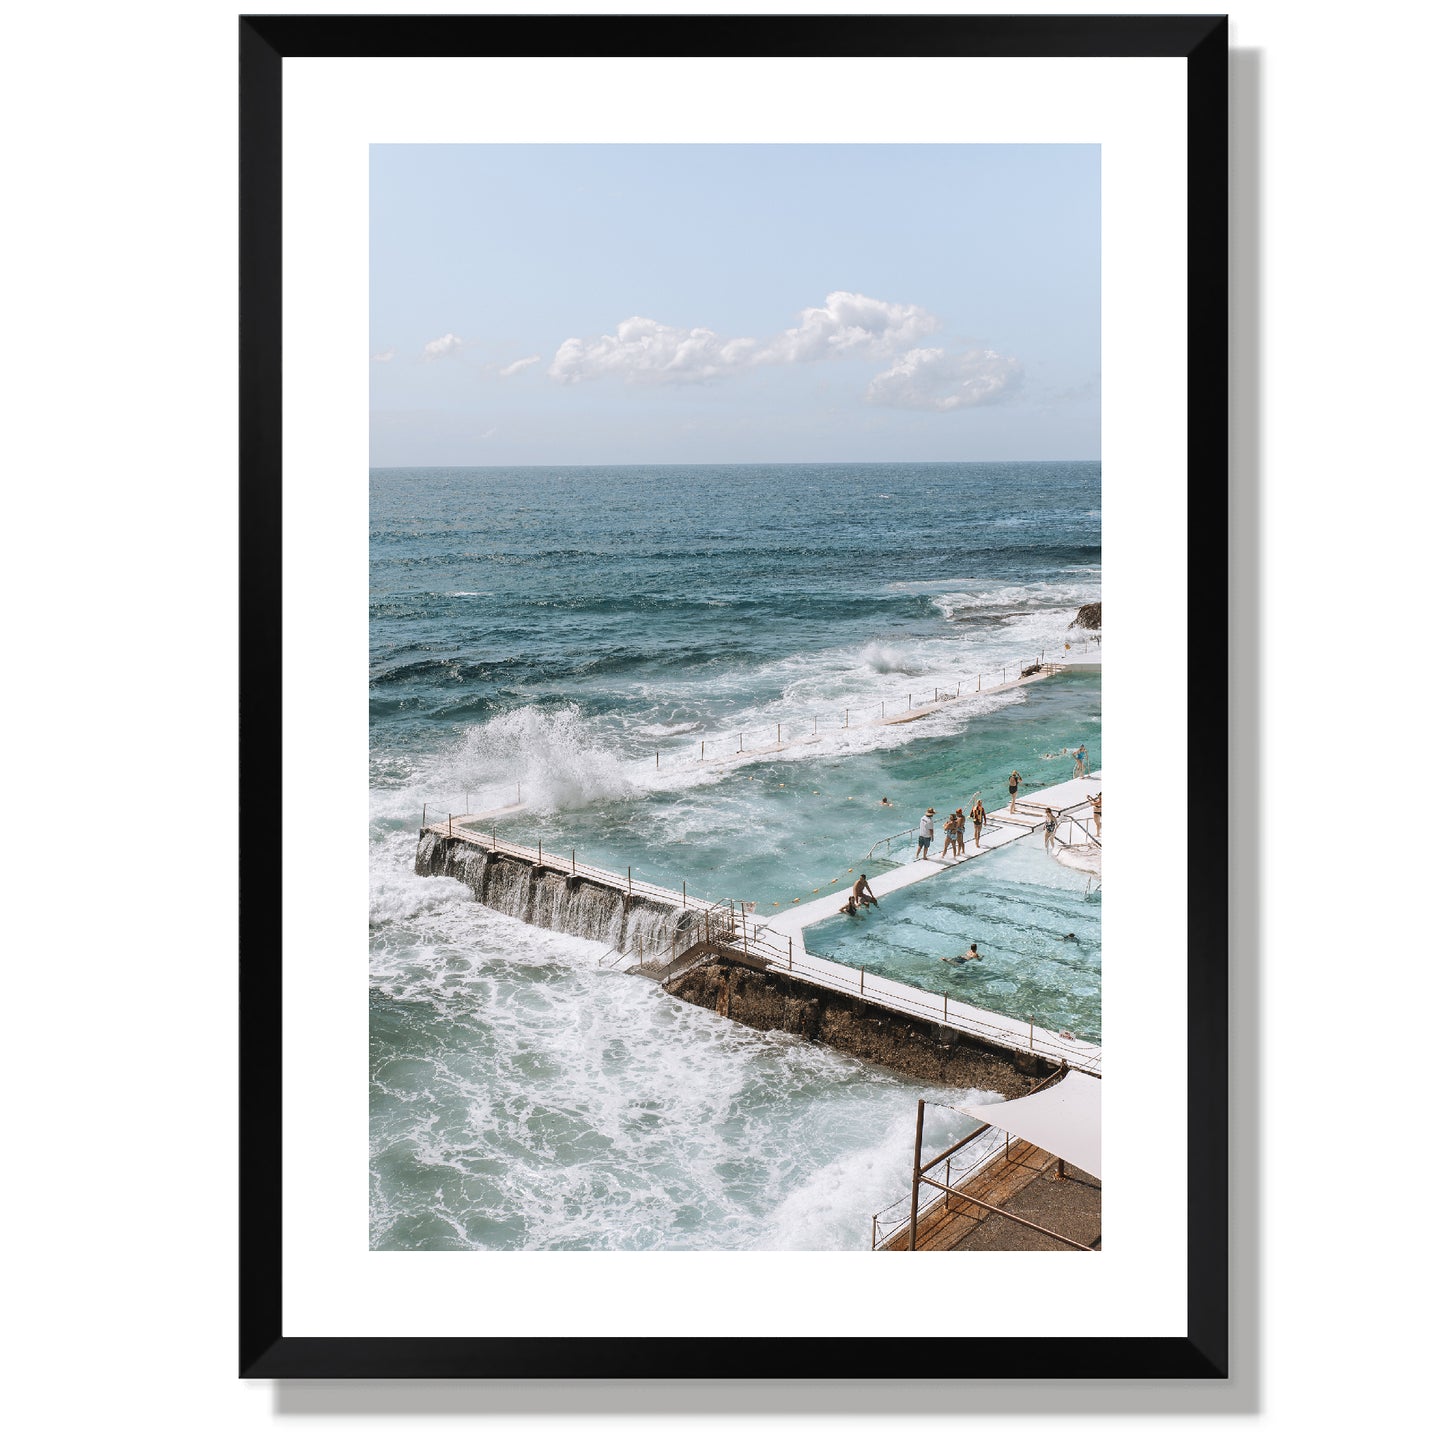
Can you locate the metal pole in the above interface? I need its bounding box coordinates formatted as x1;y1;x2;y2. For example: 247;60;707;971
571;847;576;875
880;700;885;717
908;1098;926;1251
943;992;948;1024
448;812;452;837
977;674;981;691
776;722;781;745
788;935;793;968
656;750;659;769
682;881;686;905
844;708;849;728
627;866;632;897
1030;1015;1035;1051
538;839;542;864
934;687;938;702
700;740;704;759
516;780;521;803
859;966;865;997
422;804;427;829
465;791;469;814
739;733;743;752
908;693;912;709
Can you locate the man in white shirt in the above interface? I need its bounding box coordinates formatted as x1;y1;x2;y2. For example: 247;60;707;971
915;806;936;859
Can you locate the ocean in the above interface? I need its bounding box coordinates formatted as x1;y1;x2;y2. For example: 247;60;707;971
369;461;1102;1250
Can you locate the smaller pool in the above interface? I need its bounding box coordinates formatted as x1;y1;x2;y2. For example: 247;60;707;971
803;834;1101;1043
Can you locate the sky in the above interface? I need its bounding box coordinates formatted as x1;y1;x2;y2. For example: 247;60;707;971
370;144;1099;466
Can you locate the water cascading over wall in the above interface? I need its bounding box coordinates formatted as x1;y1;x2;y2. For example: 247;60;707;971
414;831;695;959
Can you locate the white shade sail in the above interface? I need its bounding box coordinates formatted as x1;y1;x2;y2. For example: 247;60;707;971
959;1070;1101;1179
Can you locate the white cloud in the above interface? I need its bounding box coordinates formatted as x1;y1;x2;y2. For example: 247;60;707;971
753;291;939;364
550;318;749;384
422;332;465;361
499;355;541;378
865;347;1021;411
371;347;395;363
548;291;940;385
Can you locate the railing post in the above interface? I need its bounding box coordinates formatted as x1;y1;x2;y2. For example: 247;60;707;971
656;749;659;769
700;740;704;759
739;733;743;752
859;966;865;997
977;674;981;691
422;804;427;829
776;722;781;745
1030;1015;1035;1051
788;934;793;969
844;708;849;728
571;847;576;876
908;1099;926;1251
627;866;632;897
516;780;521;803
465;791;469;815
682;881;687;906
538;839;542;864
943;992;948;1024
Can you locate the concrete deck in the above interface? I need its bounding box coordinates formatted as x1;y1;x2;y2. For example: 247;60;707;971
882;1142;1101;1252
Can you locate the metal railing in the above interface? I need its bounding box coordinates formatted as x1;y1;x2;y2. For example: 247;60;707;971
871;1067;1099;1251
423;818;702;912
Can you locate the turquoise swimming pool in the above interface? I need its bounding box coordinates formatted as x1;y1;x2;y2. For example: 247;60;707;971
803;834;1101;1043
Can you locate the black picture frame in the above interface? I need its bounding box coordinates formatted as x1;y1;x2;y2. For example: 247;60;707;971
240;12;1228;1381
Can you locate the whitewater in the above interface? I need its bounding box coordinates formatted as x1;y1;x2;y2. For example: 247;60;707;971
370;461;1102;1250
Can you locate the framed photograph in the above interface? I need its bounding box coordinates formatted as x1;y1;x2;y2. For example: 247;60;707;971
241;13;1227;1379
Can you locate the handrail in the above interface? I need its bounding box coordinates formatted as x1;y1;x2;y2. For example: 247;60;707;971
865;827;918;859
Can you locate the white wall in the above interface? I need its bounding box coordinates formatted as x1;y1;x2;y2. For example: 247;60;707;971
4;1;1439;1440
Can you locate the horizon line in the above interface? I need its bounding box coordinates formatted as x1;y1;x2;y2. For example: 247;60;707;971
368;458;1103;470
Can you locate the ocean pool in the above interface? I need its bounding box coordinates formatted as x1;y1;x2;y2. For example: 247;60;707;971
803;833;1101;1044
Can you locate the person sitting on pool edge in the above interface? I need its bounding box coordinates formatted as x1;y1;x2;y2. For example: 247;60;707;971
942;944;982;963
839;873;880;915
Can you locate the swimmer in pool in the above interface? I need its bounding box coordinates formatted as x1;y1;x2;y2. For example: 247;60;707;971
943;944;982;963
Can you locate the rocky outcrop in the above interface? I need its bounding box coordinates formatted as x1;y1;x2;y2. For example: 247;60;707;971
666;958;1054;1095
1068;602;1102;632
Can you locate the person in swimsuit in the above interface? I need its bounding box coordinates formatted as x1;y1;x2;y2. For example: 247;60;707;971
1089;791;1102;838
970;797;987;848
851;873;879;910
943;944;982;963
1007;769;1022;813
1072;745;1088;780
1043;806;1058;851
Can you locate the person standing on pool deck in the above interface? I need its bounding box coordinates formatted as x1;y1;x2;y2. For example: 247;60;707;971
915;807;936;859
1043;806;1059;851
970;796;987;849
1089;791;1103;838
1072;744;1088;779
1007;769;1022;813
940;809;960;859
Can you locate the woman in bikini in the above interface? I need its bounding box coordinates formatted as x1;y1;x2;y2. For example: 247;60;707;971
970;797;987;849
1090;791;1102;838
1043;806;1058;852
1007;769;1022;813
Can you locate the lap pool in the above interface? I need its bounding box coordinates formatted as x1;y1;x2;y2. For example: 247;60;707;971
802;835;1101;1044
